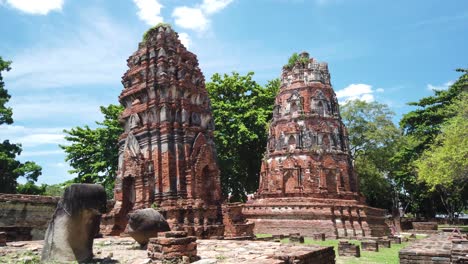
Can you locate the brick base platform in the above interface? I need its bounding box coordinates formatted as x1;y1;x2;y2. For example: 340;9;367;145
244;197;388;238
399;233;468;264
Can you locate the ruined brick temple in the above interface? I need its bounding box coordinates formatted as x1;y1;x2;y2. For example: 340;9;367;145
101;25;224;238
243;52;388;238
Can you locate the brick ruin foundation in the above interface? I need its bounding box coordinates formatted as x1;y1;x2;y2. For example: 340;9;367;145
147;231;199;263
399;233;468;264
101;24;224;238
243;52;388;238
338;240;360;257
361;240;379;252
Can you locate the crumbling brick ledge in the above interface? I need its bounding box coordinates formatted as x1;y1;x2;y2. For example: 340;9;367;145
0;193;59;241
399;233;467;264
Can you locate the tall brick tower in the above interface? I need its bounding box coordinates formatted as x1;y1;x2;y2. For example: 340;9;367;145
243;52;388;238
101;24;224;238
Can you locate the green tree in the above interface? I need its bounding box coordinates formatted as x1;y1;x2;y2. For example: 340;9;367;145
395;68;468;218
0;56;42;193
415;93;468;221
16;182;47;195
340;100;401;210
61;104;124;198
206;72;279;201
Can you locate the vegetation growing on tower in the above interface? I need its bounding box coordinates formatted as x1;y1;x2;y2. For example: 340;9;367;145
142;23;172;42
284;52;310;69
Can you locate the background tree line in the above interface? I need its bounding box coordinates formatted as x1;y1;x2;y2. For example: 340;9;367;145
1;54;466;222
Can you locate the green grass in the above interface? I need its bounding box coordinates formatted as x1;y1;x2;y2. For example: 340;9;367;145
255;233;273;238
280;237;409;264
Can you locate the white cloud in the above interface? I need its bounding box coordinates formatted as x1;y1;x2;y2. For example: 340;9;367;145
20;150;64;157
172;6;209;32
9;93;104;122
0;125;66;147
18;133;66;147
376;88;385;93
201;0;233;14
133;0;163;26
427;80;454;91
4;11;137;89
5;0;63;15
336;83;375;102
178;32;191;48
172;0;234;32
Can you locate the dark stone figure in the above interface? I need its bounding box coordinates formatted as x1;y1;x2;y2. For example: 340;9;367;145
42;184;107;263
127;208;170;247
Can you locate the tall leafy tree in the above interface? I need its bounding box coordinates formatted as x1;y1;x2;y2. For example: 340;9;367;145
0;56;42;193
61;104;124;198
206;72;279;201
340;100;401;210
394;69;468;217
415;93;468;221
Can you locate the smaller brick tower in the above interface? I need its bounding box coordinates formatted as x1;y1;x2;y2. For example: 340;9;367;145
101;24;223;238
243;52;388;238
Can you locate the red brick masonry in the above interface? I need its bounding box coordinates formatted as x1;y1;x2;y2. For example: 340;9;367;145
244;53;388;238
222;203;254;239
101;25;224;238
147;231;199;263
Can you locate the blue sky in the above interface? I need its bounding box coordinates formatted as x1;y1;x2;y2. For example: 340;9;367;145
0;0;467;185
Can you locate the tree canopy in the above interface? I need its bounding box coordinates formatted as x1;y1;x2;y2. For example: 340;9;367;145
61;104;124;198
340;100;400;210
393;68;468;218
0;56;42;193
206;72;279;201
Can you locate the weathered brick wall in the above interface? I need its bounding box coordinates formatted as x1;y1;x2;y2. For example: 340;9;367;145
222;203;254;239
0;193;59;241
412;221;438;230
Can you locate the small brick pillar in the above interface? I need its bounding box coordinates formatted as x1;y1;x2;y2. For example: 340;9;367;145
147;231;199;263
312;233;326;241
377;238;391;248
338;240;360;257
289;233;305;243
388;235;402;244
273;234;286;240
222;203;254;239
361;240;379;252
0;232;6;246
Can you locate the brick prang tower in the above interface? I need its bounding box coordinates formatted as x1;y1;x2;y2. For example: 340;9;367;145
101;24;224;238
243;52;388;238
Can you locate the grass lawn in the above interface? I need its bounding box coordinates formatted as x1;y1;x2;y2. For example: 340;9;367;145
256;234;409;264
